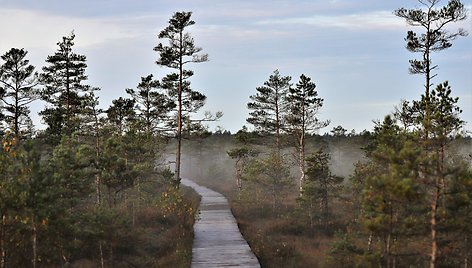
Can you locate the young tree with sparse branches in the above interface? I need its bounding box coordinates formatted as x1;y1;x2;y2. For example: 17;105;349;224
246;152;293;214
154;11;210;186
227;126;259;197
302;149;343;231
394;0;467;136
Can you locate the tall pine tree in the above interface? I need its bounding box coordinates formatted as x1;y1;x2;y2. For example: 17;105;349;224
40;32;92;138
0;48;39;140
394;0;467;136
395;2;467;266
154;11;209;185
247;69;291;152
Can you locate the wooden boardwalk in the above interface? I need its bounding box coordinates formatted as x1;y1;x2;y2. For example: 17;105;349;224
181;179;261;268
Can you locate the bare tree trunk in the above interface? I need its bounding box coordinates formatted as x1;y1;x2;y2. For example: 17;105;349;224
237;172;242;195
298;131;305;197
59;244;66;268
31;216;37;268
393;236;397;268
14;89;19;139
276;128;280;155
174;31;184;188
1;214;6;268
275;92;281;155
319;175;329;230
423;13;432;141
431;185;439;268
95;174;101;205
465;234;469;268
272;184;277;214
309;201;314;228
386;206;395;268
109;244;113;267
423;20;435;268
439;144;447;221
175;117;182;186
99;241;105;268
95;135;101;205
367;232;373;253
430;141;446;268
386;233;391;268
234;158;242;198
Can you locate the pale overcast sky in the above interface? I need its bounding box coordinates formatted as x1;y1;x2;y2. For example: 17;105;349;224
1;0;471;133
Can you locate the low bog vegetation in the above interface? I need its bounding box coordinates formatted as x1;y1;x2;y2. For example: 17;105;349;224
186;133;471;268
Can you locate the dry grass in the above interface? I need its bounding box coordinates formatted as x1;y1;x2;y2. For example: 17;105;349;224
70;186;200;268
231;199;337;268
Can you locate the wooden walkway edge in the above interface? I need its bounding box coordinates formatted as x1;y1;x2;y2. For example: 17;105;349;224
181;179;261;268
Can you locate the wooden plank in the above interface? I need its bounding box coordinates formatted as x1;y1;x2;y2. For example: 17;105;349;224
181;179;261;268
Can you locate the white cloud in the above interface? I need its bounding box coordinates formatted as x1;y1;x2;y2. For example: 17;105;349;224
0;8;142;52
257;10;404;30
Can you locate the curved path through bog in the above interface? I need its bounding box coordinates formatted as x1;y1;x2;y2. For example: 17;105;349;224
181;178;261;268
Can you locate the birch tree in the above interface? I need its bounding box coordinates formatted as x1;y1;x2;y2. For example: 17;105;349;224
285;74;329;196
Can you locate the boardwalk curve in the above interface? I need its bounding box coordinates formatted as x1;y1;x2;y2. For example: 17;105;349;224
181;178;261;268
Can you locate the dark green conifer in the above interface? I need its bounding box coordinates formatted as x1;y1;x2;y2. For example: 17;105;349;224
40;32;92;138
154;11;209;185
247;69;291;152
286;74;329;196
0;48;39;139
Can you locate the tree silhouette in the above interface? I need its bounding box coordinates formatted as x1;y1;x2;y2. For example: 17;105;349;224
0;48;39;139
40;32;93;138
154;11;209;186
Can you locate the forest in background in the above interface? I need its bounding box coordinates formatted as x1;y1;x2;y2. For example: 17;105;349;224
179;132;471;267
1;0;471;267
